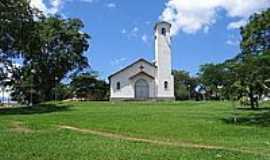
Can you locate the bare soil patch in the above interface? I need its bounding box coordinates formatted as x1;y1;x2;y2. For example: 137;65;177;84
58;125;269;156
9;121;33;133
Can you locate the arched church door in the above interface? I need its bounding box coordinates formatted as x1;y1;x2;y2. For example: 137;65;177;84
135;79;149;99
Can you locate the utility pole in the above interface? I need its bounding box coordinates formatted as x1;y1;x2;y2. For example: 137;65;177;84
188;84;191;100
30;69;36;106
54;76;58;103
1;86;4;104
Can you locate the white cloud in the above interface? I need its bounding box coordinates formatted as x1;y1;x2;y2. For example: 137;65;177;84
227;19;247;29
127;27;139;38
30;0;62;15
132;27;139;32
226;35;240;46
121;29;127;34
226;39;239;46
110;57;127;66
106;3;117;8
160;0;270;35
142;34;148;43
80;0;94;3
122;27;149;44
30;0;94;15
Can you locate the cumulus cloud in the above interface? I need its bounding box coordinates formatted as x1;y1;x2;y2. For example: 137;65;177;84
106;3;117;8
30;0;94;15
160;0;270;35
30;0;62;15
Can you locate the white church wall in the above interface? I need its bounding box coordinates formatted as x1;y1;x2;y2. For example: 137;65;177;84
155;74;174;98
110;60;156;99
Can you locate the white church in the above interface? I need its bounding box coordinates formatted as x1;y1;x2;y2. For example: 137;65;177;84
109;21;175;101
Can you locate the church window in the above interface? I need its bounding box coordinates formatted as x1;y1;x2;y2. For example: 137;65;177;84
116;82;121;90
161;28;166;36
164;81;168;90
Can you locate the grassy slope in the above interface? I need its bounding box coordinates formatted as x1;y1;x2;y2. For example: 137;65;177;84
0;101;269;160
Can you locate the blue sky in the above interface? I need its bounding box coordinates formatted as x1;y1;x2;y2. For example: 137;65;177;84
30;0;270;79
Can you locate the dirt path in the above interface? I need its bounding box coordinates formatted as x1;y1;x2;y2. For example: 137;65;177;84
9;121;33;133
58;125;269;156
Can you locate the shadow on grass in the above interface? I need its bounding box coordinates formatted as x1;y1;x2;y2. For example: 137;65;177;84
236;107;270;111
0;103;72;115
223;110;270;127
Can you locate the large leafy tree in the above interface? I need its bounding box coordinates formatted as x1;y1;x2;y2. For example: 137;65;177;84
240;9;270;108
0;0;35;82
9;15;90;104
223;9;270;109
224;55;263;108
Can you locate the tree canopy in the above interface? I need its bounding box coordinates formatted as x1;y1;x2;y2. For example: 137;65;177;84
0;0;35;81
70;72;109;101
199;9;270;109
1;0;91;104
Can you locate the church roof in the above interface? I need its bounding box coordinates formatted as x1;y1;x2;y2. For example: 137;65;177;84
108;58;156;79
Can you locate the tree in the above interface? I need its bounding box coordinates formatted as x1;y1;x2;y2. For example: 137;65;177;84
9;15;90;104
199;63;227;100
70;72;109;101
225;56;263;108
173;70;198;100
231;9;270;109
0;0;35;82
53;83;72;101
240;8;270;56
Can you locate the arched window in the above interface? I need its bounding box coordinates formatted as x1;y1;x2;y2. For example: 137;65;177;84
161;28;166;36
116;82;121;90
164;81;168;90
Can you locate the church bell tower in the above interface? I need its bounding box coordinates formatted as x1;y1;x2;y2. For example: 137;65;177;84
154;21;175;99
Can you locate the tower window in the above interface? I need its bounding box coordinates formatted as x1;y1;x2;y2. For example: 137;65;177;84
116;82;121;90
164;81;168;90
161;28;166;36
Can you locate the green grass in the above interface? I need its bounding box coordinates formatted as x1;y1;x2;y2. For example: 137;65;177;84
0;101;270;159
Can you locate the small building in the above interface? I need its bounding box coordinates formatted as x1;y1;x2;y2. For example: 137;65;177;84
108;21;175;101
0;85;12;104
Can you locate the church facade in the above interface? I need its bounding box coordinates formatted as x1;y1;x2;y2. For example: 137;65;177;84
109;21;175;101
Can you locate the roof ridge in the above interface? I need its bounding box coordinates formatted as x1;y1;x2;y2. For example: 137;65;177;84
108;58;156;79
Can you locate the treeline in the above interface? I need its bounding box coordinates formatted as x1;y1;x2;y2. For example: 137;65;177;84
174;9;270;109
53;72;109;101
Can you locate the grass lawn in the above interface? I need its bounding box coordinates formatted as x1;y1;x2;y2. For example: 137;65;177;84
0;101;270;160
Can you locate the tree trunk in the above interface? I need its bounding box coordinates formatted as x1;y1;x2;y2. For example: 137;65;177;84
249;87;255;109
